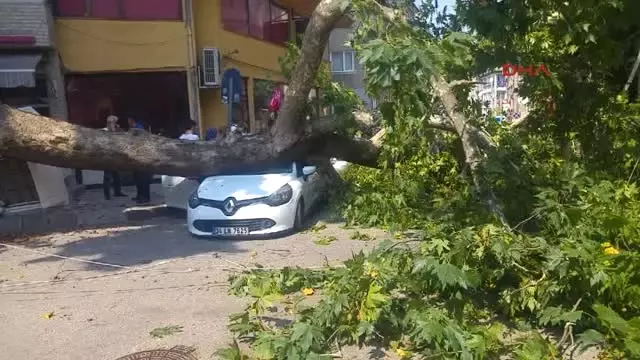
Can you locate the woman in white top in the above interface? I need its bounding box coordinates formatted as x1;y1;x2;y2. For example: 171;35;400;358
179;122;199;141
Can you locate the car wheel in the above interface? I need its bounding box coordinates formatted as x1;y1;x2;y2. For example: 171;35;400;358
294;198;305;230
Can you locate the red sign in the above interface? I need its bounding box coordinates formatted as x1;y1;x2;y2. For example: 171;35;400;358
502;64;550;77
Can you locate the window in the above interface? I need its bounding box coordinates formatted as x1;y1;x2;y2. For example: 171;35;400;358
56;0;86;16
292;13;309;46
91;0;119;18
330;51;355;73
221;0;249;33
248;0;269;39
267;2;289;44
56;0;182;20
221;0;290;46
123;0;182;20
496;74;507;88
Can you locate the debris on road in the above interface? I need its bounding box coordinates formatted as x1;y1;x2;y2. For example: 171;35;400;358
149;325;184;339
313;235;337;246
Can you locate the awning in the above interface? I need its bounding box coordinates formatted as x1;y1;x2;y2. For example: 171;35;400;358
0;54;42;88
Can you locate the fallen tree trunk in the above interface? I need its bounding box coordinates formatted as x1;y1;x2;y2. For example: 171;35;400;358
0;105;379;177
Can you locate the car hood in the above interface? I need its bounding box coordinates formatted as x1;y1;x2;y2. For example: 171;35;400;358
198;174;294;201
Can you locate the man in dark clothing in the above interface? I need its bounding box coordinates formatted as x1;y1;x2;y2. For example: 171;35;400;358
127;115;151;204
103;171;125;200
102;115;126;200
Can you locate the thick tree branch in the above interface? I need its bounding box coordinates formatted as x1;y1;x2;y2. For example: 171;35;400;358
448;80;484;88
431;76;508;227
0;105;379;176
425;115;455;132
272;0;350;151
509;110;531;128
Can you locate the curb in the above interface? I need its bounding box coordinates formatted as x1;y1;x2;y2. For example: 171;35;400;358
123;205;186;221
0;205;185;240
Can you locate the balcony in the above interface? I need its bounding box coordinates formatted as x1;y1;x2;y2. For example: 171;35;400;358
274;0;318;17
274;0;353;31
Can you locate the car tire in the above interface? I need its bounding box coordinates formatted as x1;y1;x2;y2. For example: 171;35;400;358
294;198;305;231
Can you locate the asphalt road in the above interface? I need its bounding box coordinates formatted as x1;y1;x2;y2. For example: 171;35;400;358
0;215;388;360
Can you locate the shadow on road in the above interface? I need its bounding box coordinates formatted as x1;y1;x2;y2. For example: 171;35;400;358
19;218;244;271
16;202;345;273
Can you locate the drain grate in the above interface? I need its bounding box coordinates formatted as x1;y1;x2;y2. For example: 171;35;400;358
114;346;197;360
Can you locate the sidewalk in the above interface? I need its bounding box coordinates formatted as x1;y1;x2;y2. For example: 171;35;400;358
0;184;166;239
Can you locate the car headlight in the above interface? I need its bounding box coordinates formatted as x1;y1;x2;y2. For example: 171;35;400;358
265;184;293;207
188;190;201;209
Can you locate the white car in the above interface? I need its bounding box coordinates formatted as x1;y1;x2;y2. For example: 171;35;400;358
162;159;350;212
187;161;329;237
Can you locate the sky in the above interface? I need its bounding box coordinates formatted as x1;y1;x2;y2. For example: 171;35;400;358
415;0;456;14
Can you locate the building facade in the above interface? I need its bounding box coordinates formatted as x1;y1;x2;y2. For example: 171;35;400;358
326;0;415;109
472;69;529;117
328;27;376;109
1;0;326;211
0;0;72;211
52;0;319;137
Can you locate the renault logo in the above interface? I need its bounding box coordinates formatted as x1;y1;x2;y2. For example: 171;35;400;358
223;198;236;213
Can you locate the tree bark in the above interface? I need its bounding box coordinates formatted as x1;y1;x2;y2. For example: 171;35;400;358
431;76;509;227
272;0;350;151
0;105;379;177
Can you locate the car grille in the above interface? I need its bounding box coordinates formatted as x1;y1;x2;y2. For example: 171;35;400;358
199;197;267;216
192;219;276;233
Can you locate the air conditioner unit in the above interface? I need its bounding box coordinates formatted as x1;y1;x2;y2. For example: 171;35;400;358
200;47;221;88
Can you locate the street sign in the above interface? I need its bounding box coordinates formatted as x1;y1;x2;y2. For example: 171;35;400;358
221;68;243;104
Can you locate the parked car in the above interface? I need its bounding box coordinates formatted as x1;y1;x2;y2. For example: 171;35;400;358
187;161;330;237
162;175;199;210
162;158;350;212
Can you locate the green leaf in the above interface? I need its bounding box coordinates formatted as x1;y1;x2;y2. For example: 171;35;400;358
624;339;640;356
576;329;606;353
216;340;249;360
433;263;468;289
290;323;315;353
594;304;631;334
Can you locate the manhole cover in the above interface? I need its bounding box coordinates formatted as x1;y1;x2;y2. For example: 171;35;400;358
115;346;197;360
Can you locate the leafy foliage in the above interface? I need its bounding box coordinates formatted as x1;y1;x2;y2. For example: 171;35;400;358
216;0;640;359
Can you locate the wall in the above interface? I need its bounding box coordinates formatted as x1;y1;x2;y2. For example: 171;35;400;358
328;28;374;108
0;0;51;47
55;19;188;72
193;0;288;132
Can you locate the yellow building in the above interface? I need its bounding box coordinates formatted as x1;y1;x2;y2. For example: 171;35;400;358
53;0;320;136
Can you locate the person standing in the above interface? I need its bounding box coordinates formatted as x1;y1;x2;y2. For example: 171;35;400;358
179;121;199;141
204;128;218;141
127;114;151;204
102;115;126;200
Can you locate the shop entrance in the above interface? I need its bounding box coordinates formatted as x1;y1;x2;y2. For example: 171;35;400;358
66;71;190;137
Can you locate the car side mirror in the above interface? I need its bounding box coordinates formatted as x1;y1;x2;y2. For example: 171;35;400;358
302;166;317;177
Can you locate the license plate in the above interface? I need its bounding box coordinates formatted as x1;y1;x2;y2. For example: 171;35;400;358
213;227;249;236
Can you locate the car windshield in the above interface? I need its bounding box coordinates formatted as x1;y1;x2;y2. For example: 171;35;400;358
215;163;293;176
